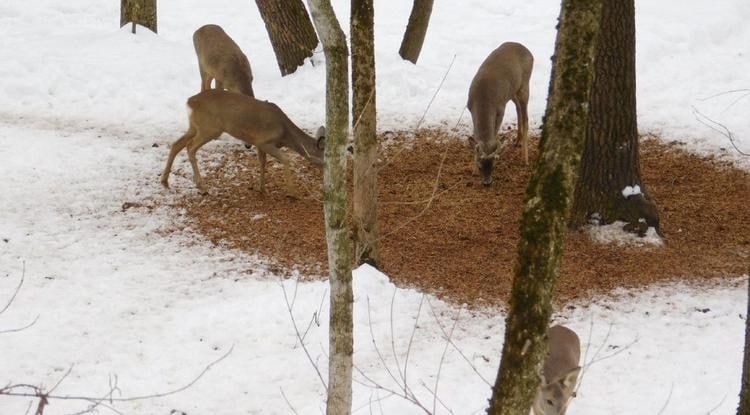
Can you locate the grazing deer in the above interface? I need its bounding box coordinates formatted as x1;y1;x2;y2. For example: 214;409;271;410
160;90;325;195
532;325;582;415
193;24;255;97
467;42;533;185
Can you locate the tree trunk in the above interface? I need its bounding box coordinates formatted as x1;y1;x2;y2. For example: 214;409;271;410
738;270;750;415
306;2;353;414
351;0;380;268
486;1;603;414
569;0;661;237
398;0;434;64
120;0;157;34
255;0;319;76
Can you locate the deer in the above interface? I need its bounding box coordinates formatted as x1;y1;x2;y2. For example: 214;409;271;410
467;42;533;186
532;325;582;415
193;24;255;97
160;89;325;195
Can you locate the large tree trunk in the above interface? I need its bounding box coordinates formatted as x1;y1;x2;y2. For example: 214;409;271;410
351;0;380;268
255;0;319;76
306;2;353;414
569;0;661;237
120;0;157;34
398;0;434;64
486;0;603;414
738;270;750;415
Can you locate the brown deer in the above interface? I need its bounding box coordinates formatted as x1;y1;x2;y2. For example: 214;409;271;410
193;24;255;97
532;325;582;415
160;90;325;195
467;42;533;185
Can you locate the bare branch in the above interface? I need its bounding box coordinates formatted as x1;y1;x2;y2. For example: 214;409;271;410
427;299;491;387
692;105;749;156
280;280;328;391
431;308;459;415
1;263;25;315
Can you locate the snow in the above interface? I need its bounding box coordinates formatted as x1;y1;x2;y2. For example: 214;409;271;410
586;221;663;247
0;0;748;414
621;185;642;198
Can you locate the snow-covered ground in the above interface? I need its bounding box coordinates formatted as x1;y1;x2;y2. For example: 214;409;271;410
0;0;748;413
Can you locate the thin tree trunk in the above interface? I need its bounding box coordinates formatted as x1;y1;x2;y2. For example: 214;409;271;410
398;0;434;64
255;0;319;76
738;269;750;415
306;1;353;414
120;0;157;34
569;0;661;236
351;0;380;268
486;0;603;414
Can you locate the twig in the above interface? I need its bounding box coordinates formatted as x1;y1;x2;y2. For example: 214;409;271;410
280;387;300;415
402;295;425;396
705;392;728;414
655;382;673;415
366;297;406;391
432;308;460;415
280;280;328;391
388;290;407;392
691;105;749;156
377;54;458;174
1;262;26;315
426;300;491;387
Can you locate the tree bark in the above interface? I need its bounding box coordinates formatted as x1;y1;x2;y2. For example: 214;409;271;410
306;1;353;414
398;0;434;64
569;0;661;236
120;0;157;34
255;0;319;76
738;270;750;415
486;1;602;414
351;0;380;268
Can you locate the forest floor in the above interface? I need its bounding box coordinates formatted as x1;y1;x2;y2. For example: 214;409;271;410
160;129;750;307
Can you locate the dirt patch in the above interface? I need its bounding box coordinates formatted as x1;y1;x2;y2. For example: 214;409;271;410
165;129;750;306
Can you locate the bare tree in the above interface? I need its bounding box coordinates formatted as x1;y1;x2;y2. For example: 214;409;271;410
306;1;354;414
398;0;434;64
351;0;380;267
569;0;661;237
486;0;603;414
738;268;750;415
255;0;319;76
120;0;157;34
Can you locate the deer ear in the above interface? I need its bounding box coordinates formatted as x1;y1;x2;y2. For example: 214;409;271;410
467;136;477;147
561;367;581;388
317;136;325;150
315;126;326;139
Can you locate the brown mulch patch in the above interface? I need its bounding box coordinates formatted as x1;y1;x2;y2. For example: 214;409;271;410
169;129;750;306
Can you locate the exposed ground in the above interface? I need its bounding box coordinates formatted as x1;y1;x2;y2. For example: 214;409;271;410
162;129;750;306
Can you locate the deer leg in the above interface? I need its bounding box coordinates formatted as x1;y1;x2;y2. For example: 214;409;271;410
200;73;213;92
215;80;224;91
257;149;267;194
258;144;296;198
516;86;530;165
186;128;221;194
160;125;196;188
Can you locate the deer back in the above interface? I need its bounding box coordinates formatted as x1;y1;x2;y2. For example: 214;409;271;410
533;325;581;415
193;24;254;97
187;90;323;165
467;42;533;156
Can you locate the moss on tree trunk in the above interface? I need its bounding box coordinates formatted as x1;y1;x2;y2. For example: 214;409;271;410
120;0;157;33
306;1;353;414
351;0;380;268
738;270;750;415
486;0;603;414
